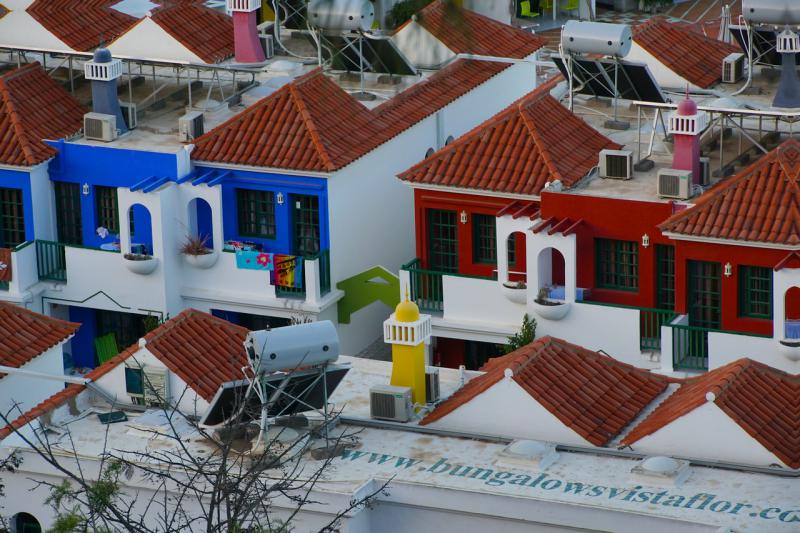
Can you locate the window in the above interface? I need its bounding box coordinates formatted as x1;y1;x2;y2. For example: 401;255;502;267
596;238;639;291
427;209;458;272
292;194;320;255
95;186;119;234
96;309;146;351
739;265;772;319
54;182;82;245
688;260;721;328
0;187;25;248
656;244;675;310
507;235;517;265
125;366;144;396
237;189;275;239
472;214;496;264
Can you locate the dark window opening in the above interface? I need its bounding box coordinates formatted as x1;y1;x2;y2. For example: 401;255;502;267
596;238;639;291
95;185;119;234
237;189;276;239
0;187;25;248
739;265;772;319
427;209;458;272
472;214;496;264
292;194;320;255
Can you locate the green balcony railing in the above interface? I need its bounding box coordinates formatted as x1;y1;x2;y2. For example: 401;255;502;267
671;324;709;371
36;240;67;282
402;258;445;312
308;249;331;296
640;308;676;351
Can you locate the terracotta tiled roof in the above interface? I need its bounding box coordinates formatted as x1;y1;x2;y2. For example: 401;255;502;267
192;69;386;172
0;302;78;371
659;139;800;246
149;1;234;64
622;359;800;469
398;79;620;195
420;336;671;446
0;63;86;166
409;0;545;58
26;0;137;52
0;309;249;440
632;17;739;89
142;308;248;402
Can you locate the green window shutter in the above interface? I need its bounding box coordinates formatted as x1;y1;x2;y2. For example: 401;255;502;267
236;189;276;239
0;187;25;248
54;182;83;245
595;238;639;291
472;214;497;264
739;265;772;319
95;186;119;234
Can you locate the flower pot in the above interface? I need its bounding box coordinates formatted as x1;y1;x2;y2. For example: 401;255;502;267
123;255;159;275
778;338;800;362
501;282;527;304
184;250;218;269
531;299;570;321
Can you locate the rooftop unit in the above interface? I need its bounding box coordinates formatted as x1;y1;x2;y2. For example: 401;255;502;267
370;384;412;422
657;169;692;200
599;149;633;180
84;112;118;142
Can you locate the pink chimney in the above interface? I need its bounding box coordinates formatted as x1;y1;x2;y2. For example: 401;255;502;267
668;95;707;186
228;0;266;63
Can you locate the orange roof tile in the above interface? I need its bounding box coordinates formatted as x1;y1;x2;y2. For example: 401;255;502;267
408;1;545;59
659;139;800;245
632;17;739;89
398;80;620;195
622;359;800;469
149;1;234;64
420;336;671;446
0;309;249;440
0;302;78;371
26;0;137;52
0;63;86;166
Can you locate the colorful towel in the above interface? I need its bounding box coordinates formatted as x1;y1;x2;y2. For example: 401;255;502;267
274;254;303;288
235;250;274;270
0;248;11;282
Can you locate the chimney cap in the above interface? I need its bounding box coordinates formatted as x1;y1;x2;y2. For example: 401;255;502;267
93;47;113;64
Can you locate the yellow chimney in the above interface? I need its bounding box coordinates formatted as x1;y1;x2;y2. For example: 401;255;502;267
383;294;431;406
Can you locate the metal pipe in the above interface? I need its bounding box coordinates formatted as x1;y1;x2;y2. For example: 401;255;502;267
0;365;89;385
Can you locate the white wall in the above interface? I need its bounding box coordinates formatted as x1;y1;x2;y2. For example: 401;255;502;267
428;377;593;446
391;22;455;69
626;43;698;91
93;346;210;416
108;16;205;64
708;331;799;374
0;344;65;420
30;163;56;242
629;402;787;468
462;0;511;24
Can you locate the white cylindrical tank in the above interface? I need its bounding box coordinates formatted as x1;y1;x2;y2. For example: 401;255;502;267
742;0;800;26
244;320;340;373
308;0;375;32
561;21;632;58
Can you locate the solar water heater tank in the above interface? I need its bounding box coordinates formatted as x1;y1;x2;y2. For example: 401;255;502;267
561;21;632;58
742;0;800;26
244;320;339;373
307;0;375;32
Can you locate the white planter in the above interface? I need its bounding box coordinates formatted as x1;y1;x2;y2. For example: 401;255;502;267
184;251;218;269
778;339;800;362
531;299;571;321
124;256;159;275
501;282;527;304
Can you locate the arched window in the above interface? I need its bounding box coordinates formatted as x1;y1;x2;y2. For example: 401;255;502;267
537;247;566;301
506;231;526;284
785;287;800;339
128;204;152;255
13;512;42;533
187;197;213;249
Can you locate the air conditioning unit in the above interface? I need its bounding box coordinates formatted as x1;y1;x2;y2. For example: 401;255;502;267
127;364;170;407
370;384;412;422
425;367;440;404
599;149;633;180
658;169;692;200
699;156;710;186
722;52;744;84
84;112;117;142
260;34;275;59
119;101;138;130
178;111;204;142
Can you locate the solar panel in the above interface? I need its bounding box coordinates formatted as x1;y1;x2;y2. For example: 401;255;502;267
305;33;417;76
554;55;666;103
199;364;350;428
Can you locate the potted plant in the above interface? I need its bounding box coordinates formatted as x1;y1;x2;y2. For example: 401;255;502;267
181;234;217;269
501;279;527;304
123;251;159;275
531;286;570;321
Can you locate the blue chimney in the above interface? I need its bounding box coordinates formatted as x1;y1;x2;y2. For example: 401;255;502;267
84;47;127;134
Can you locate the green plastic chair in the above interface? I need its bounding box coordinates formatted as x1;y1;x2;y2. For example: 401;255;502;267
565;0;579;10
94;333;119;365
520;0;540;17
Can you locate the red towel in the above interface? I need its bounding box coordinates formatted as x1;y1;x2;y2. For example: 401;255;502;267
0;248;11;282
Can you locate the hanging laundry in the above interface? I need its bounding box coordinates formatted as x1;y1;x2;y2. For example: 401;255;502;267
0;248;11;282
274;254;303;288
235;250;274;271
